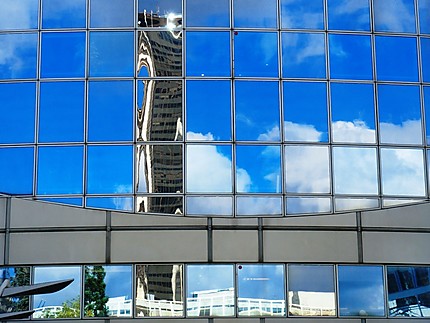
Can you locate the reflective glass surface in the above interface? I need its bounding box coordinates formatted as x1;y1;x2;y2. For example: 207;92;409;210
234;0;277;28
136;196;183;214
0;0;38;30
186;0;229;27
420;0;430;34
0;267;30;313
374;0;416;33
42;0;86;29
286;197;332;215
90;0;134;28
186;196;233;216
327;0;370;31
335;198;379;212
87;197;134;212
137;0;182;28
236;196;283;216
426;87;430;144
237;264;285;316
281;0;323;29
187;265;234;317
422;37;430;82
0;147;34;194
136;265;183;317
338;265;385;317
235;81;280;141
288;265;335;316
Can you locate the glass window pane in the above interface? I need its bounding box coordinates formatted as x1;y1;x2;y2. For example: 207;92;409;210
0;82;35;144
90;0;134;27
137;31;182;77
331;83;375;143
335;198;379;212
387;266;430;317
283;82;328;142
88;81;133;142
234;0;277;28
0;0;38;29
0;267;30;312
187;265;234;317
236;145;281;193
236;196;282;216
235;81;280;141
281;0;323;29
136;145;183;193
33;266;81;318
42;0;86;28
333;147;378;195
338;265;385;317
186;31;230;77
234;32;278;77
425;86;430;144
186;0;229;27
376;36;418;82
282;32;326;78
186;196;233;216
136;196;183;214
39;81;85;143
186;80;231;141
40;197;83;207
381;148;426;196
285;145;330;193
286;197;332;215
237;264;285;317
136;265;183;317
89;31;134;77
329;34;372;80
422;37;430;82
0;33;37;79
87;145;133;194
328;0;370;31
288;265;335;316
137;80;182;141
420;0;430;34
84;265;132;318
137;0;182;28
37;146;84;195
378;84;422;145
374;0;416;33
186;145;232;193
0;147;34;194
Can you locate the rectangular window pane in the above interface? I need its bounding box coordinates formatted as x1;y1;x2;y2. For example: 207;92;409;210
0;267;30;313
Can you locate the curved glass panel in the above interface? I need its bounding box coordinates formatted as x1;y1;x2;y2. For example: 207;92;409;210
42;0;86;29
374;0;416;33
327;0;370;31
234;0;277;28
0;0;38;30
281;0;324;29
0;147;34;195
90;0;134;28
186;0;229;27
334;198;379;212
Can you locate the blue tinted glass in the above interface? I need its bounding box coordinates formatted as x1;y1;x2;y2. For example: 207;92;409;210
422;38;430;82
234;0;277;28
338;265;385;317
234;32;278;77
235;81;280;141
89;31;134;77
0;147;34;194
425;87;430;144
42;0;86;28
281;0;324;29
186;196;233;216
378;85;422;145
374;0;416;33
86;197;133;211
329;34;372;80
420;0;430;33
376;36;418;82
186;0;229;27
331;83;375;143
88;81;133;142
0;82;35;144
0;33;37;79
186;31;230;77
186;81;231;141
236;145;281;193
40;197;83;206
90;0;134;27
328;0;370;31
87;145;133;194
41;32;86;78
0;0;38;29
282;33;326;78
186;145;232;193
39;81;85;143
283;82;328;142
287;197;332;214
37;146;83;194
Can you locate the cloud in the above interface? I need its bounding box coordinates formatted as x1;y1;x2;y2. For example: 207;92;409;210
331;0;369;15
332;120;375;143
284;121;323;141
374;0;415;32
0;0;35;29
0;34;36;78
187;196;232;216
237;197;282;215
380;120;422;144
283;33;325;64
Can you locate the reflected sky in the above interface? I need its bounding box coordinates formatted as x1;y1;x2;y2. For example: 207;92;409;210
328;0;370;31
374;0;416;33
422;38;430;82
0;33;37;79
420;0;430;34
90;0;134;27
187;265;233;297
286;197;332;214
281;0;323;29
42;0;86;28
234;0;277;28
87;196;134;211
186;0;229;27
238;264;284;300
0;147;34;195
0;0;38;29
289;265;334;292
236;196;282;216
186;196;232;216
425;87;430;144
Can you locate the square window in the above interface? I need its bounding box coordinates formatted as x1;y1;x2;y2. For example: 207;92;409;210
0;33;37;79
90;0;134;27
42;0;86;28
281;0;323;29
186;0;229;27
0;147;34;194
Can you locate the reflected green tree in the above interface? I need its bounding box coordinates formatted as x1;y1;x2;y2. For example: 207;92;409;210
84;266;108;317
57;297;80;318
0;267;30;313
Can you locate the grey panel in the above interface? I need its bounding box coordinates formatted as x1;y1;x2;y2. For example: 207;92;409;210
212;217;259;226
111;212;207;226
215;320;261;323
10;198;105;228
264;231;358;262
266;319;360;323
111;230;207;262
9;232;106;264
0;233;4;265
115;320;206;323
362;232;430;264
213;230;258;262
367;320;419;323
0;198;6;229
264;212;356;227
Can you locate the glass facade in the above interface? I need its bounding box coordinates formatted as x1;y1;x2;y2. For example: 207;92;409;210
0;0;429;217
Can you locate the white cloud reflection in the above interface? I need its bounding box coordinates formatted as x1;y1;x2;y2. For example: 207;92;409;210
374;0;415;32
0;0;36;30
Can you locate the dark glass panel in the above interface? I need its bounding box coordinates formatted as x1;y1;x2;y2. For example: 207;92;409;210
281;0;323;29
236;196;283;216
0;147;34;195
137;0;182;28
328;0;370;31
88;81;133;142
86;197;133;212
39;81;85;143
186;31;230;77
0;33;37;79
374;0;416;33
40;197;83;207
42;0;86;28
234;0;277;28
186;0;229;27
0;267;30;313
136;195;183;214
137;80;182;142
186;196;232;216
37;146;84;195
137;31;182;77
90;0;134;27
286;197;331;215
0;0;38;29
